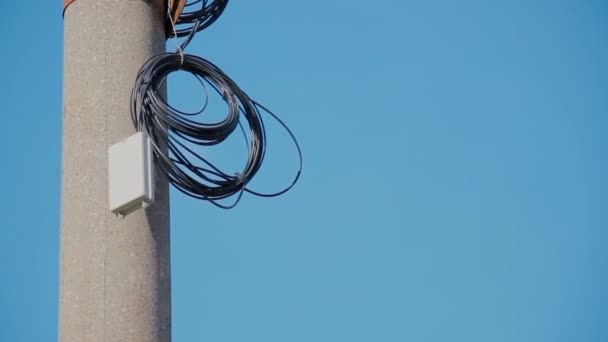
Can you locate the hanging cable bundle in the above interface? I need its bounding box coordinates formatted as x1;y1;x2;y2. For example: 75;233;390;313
131;1;302;208
169;0;229;38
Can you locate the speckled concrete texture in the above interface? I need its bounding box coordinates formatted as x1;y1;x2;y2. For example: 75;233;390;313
60;1;170;341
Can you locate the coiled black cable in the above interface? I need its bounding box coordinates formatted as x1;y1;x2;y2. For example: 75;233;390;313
131;52;302;208
169;0;229;38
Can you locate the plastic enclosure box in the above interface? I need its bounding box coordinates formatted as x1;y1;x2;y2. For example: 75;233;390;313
108;132;155;217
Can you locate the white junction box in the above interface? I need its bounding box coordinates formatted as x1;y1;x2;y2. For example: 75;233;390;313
108;132;155;218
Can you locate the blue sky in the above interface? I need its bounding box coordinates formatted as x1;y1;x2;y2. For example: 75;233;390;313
1;0;607;341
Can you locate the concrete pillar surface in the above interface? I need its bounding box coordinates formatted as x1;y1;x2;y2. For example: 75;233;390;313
60;0;170;341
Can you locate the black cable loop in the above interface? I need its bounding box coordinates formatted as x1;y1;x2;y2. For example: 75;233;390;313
131;53;302;208
168;0;229;38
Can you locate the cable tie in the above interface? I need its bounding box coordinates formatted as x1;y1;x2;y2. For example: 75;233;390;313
177;48;185;68
141;77;151;87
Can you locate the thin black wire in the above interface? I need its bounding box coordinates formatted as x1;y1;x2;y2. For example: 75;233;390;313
131;53;302;208
168;0;229;38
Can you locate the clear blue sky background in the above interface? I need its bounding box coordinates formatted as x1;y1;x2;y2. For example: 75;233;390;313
1;0;607;341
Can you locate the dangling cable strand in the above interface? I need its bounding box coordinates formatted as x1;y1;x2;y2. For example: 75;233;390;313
132;1;301;208
246;100;303;198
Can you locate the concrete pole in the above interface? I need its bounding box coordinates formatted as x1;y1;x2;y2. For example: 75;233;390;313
60;0;171;341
